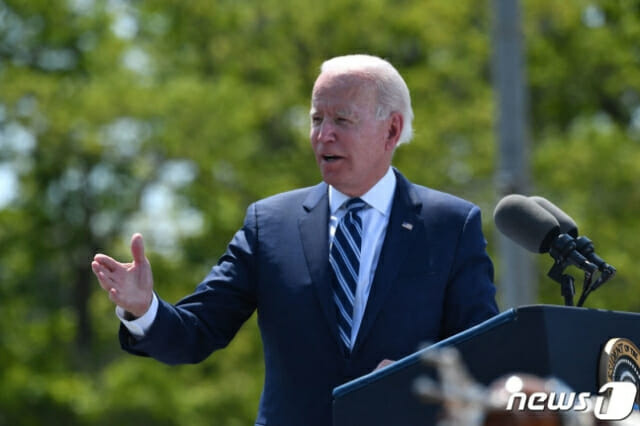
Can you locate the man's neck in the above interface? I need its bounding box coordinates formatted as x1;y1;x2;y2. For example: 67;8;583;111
329;168;396;215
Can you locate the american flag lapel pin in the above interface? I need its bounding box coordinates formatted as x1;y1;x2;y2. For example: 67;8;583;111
402;222;413;231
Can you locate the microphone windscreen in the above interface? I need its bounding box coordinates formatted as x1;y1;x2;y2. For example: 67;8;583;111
529;196;578;238
494;194;560;253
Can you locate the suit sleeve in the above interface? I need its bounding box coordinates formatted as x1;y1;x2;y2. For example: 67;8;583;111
119;203;259;365
440;205;499;338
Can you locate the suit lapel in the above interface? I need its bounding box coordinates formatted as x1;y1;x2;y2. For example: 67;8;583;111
298;183;341;348
352;171;423;354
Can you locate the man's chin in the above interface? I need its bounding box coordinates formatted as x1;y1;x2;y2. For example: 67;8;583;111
322;177;364;197
321;174;346;191
319;166;342;184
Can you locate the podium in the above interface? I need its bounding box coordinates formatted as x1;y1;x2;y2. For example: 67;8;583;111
332;305;640;425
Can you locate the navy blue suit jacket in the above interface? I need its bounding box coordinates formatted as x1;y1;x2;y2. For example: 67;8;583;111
120;170;498;425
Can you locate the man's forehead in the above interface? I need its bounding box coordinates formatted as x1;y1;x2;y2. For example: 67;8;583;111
309;103;356;117
311;72;377;109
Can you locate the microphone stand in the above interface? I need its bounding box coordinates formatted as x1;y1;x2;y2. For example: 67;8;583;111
547;234;596;307
547;262;577;306
574;236;617;306
576;267;614;307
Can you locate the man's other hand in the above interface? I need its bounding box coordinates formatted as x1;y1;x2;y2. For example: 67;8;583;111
374;359;395;371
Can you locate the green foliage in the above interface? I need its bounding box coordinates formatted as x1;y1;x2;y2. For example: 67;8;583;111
525;0;640;310
1;0;639;423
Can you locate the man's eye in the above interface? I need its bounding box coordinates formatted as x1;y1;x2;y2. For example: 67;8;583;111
335;117;349;124
311;116;322;125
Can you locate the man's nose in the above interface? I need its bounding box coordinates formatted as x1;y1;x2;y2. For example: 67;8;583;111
316;120;336;143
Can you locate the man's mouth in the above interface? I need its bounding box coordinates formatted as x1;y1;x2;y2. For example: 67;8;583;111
322;155;342;162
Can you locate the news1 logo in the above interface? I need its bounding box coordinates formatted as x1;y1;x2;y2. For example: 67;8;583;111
506;381;638;421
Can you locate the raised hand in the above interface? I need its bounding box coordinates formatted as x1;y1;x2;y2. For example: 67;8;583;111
91;233;154;318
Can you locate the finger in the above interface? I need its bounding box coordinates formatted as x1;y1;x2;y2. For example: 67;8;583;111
130;233;146;265
91;260;101;275
94;269;115;292
93;254;122;273
91;261;107;281
92;261;115;281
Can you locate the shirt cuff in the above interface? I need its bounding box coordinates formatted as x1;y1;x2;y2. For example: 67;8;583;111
116;293;159;338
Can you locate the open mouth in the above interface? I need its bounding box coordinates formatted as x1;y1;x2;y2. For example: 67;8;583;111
323;155;342;162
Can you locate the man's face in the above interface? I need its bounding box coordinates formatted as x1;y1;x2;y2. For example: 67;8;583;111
310;72;400;197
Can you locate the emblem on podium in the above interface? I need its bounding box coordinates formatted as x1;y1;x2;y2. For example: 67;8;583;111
599;337;640;405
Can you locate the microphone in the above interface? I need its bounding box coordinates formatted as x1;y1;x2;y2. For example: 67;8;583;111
529;196;616;284
494;194;597;274
493;194;559;253
530;196;578;238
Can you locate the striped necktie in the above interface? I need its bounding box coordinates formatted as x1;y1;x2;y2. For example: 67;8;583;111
330;198;367;352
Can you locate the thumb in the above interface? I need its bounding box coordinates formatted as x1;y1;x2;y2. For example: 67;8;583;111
131;233;147;264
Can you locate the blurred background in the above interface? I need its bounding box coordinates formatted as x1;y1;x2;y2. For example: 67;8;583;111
1;0;639;424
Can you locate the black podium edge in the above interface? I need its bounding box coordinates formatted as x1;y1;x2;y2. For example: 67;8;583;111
332;307;518;398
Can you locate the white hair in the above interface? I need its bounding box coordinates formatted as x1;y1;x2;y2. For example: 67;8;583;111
319;54;414;145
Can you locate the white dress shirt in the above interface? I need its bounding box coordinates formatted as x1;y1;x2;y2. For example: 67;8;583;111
119;167;397;341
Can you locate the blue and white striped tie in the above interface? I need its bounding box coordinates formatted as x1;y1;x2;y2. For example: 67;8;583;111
330;198;367;352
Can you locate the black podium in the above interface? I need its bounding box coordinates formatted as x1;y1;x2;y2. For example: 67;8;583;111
332;305;640;425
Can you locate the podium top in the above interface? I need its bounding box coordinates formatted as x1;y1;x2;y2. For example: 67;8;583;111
334;304;640;398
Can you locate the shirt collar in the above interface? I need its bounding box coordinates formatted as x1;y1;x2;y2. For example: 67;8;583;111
329;167;396;216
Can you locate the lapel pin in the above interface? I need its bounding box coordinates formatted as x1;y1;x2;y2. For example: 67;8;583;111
402;222;413;231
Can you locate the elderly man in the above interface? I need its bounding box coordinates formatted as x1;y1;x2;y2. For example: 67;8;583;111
92;54;498;426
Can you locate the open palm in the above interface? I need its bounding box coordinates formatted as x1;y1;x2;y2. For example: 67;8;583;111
91;233;154;318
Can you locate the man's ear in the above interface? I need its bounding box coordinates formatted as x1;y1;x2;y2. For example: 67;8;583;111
385;112;403;151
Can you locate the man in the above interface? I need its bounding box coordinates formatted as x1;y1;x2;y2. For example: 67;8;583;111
92;54;498;426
